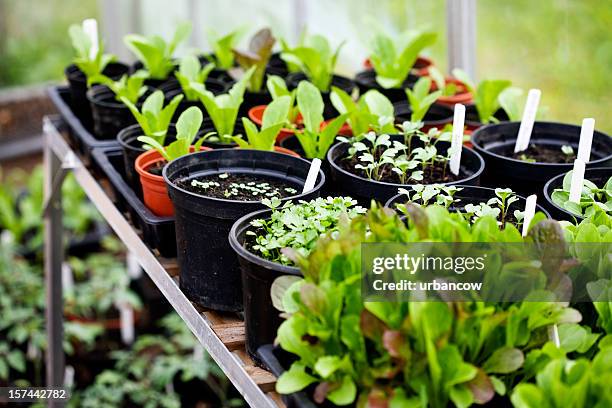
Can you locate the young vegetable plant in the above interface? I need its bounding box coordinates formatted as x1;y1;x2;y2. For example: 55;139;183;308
247;196;366;265
191;67;255;143
452;69;511;123
90;70;149;103
233;96;291;151
122;90;184;145
207;27;245;69
330;87;396;136
281;33;345;91
428;67;460;96
124;22;192;79
174;55;215;101
233;28;276;92
294;81;349;159
552;172;612;217
267;75;299;124
369;29;437;88
68;23;116;85
405;76;442;122
137;106;205;162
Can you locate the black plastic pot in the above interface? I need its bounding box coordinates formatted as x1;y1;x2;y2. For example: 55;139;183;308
229;208;301;364
199;118;245;149
471;121;612;197
385;185;551;218
158;78;227;121
91;147;177;257
131;60;177;88
163;149;325;311
117;124;178;196
241;89;273;117
87;85;150;139
267;52;290;78
64;62;129;124
543;167;612;222
393;102;454;129
354;69;420;104
327;134;485;205
465;104;509;130
286;73;356;118
198;54;235;85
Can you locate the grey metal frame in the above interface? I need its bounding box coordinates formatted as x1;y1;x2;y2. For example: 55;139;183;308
42;116;278;408
446;0;477;79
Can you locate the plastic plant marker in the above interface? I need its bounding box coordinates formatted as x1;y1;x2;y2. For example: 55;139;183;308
521;194;537;237
127;251;143;279
450;103;465;176
64;366;75;388
568;159;586;203
548;325;561;347
82;18;99;59
577;118;595;163
302;158;322;193
514;89;541;153
119;302;135;345
61;262;74;291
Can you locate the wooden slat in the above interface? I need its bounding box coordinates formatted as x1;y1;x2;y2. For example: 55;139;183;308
211;322;245;350
245;365;277;392
267;392;286;408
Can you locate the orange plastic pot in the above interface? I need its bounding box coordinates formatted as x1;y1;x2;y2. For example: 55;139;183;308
363;55;433;76
321;119;353;137
431;78;473;107
135;147;210;217
248;105;303;144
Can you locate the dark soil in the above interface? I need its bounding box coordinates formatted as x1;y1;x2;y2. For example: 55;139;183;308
339;152;461;184
147;161;166;176
510;144;576;163
177;173;302;201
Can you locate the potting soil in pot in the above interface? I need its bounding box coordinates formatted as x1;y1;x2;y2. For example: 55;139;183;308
511;144;576;163
177;173;301;200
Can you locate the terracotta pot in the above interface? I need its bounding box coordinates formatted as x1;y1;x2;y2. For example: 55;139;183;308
321;119;353;137
135;147;210;216
432;78;473;107
363;55;433;76
247;105;303;144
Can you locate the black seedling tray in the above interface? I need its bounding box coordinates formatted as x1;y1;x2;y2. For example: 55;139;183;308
48;86;120;165
91;146;177;257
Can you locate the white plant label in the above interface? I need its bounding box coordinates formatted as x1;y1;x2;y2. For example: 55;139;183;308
127;251;143;279
450;103;465;176
82;18;99;59
64;365;75;387
118;303;135;345
569;159;586;204
521;194;538;237
61;262;74;292
302;158;322;193
577;118;595;163
548;325;561;347
514;89;541;153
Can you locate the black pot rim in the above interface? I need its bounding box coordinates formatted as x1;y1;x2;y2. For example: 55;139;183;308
86;85;131;109
542;166;611;221
327;136;485;189
286;72;356;93
471;121;612;167
65;62;129;83
163;149;326;205
229;208;302;276
385;185;551;218
117;123;179;152
354;69;420;90
159;77;228;97
393;101;454;127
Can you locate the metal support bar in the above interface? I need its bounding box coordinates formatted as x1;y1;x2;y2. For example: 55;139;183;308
42;116;277;408
43;121;66;408
42;152;79;216
446;0;477;79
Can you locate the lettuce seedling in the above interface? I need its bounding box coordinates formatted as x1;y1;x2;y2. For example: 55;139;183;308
267;75;299;124
369;29;437;88
233;28;276;92
281;33;344;91
330;87;396;136
121;90;183;145
233;96;291;151
452;69;511;123
405;76;442;122
295;81;349;159
207;27;245;69
174;55;215;101
247;196;366;265
68;23;116;86
552;172;612;217
190;67;254;143
124;22;192;80
91;70;149;103
428;66;459;96
137;107;205;162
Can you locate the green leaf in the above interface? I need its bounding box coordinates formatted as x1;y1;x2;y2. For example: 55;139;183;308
276;364;317;394
271;275;303;312
297;81;324;133
262;96;291;129
326;375;357;406
176;107;203;144
483;347;524;374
